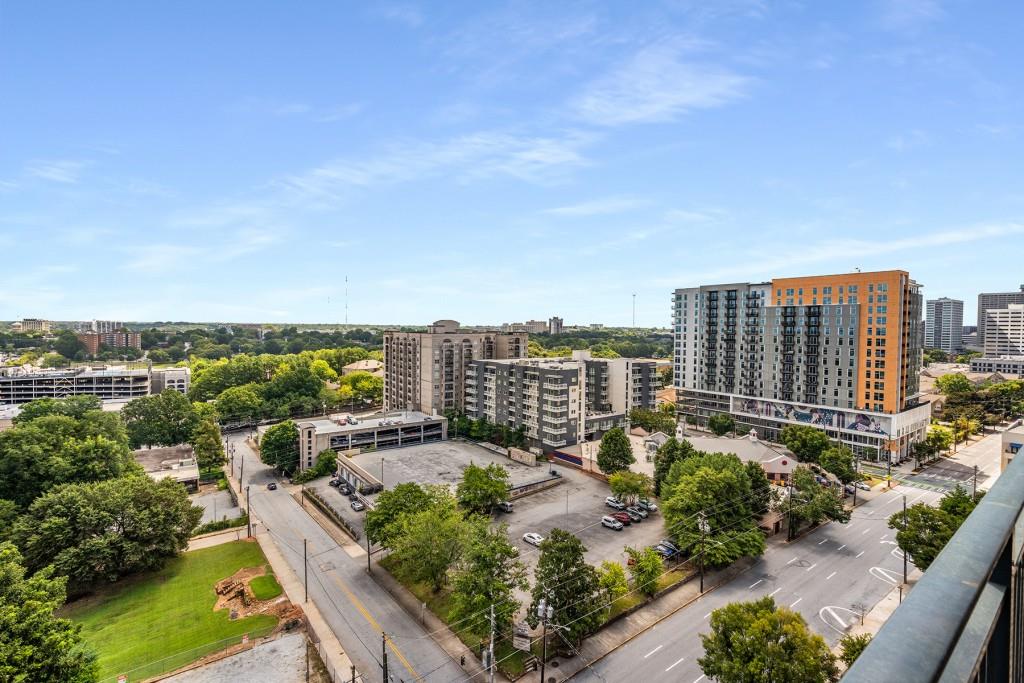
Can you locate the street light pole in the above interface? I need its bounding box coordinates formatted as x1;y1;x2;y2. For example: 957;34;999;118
698;512;709;593
304;538;308;603
246;486;252;537
902;495;908;585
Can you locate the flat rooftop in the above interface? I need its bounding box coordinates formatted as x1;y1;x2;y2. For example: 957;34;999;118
299;410;443;435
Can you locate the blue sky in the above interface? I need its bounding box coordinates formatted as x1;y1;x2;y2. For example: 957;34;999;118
1;1;1022;326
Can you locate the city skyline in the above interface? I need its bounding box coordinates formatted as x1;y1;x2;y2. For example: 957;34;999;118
2;1;1023;325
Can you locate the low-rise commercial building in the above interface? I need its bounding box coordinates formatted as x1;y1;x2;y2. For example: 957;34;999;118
342;359;383;377
465;350;659;452
134;446;200;491
152;367;191;394
296;410;447;472
0;364;151;404
969;356;1024;378
1001;423;1024;471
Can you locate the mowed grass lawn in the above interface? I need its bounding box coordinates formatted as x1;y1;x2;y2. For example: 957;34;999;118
62;540;279;683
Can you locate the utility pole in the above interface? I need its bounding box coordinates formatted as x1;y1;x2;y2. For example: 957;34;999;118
303;539;308;603
852;457;859;507
902;495;908;585
239;455;245;488
537;599;553;683
381;633;389;682
487;604;496;683
786;482;795;541
381;457;385;488
246;486;252;537
366;534;372;574
698;512;709;593
973;464;979;499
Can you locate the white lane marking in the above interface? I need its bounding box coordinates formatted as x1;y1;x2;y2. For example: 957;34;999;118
866;510;875;516
769;587;781;597
910;493;927;505
790;597;803;608
703;612;711;619
666;657;686;672
749;579;764;589
645;645;663;658
870;566;901;585
693;676;706;683
826;571;837;580
856;550;865;558
818;539;828;545
861;528;870;535
806;563;818;572
787;557;797;565
837;544;847;551
880;534;888;540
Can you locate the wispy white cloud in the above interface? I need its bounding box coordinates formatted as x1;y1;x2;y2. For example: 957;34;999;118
373;3;423;28
572;40;750;126
277;130;594;205
25;159;88;184
878;0;945;32
544;196;649;217
656;222;1024;286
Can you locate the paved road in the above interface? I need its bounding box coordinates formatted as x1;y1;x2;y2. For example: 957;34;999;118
861;430;1003;494
572;484;943;683
228;433;464;683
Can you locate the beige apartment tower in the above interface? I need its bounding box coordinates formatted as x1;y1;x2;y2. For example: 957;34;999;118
383;320;527;415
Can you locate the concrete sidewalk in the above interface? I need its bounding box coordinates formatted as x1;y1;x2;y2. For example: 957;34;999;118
523;557;756;682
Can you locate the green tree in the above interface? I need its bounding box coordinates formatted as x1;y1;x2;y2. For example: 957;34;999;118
259;420;299;474
745;460;773;516
390;500;479;591
628;408;676;435
365;483;433;547
596;427;634;474
789;466;850;538
456;463;511;514
190;419;224;472
888;485;982;570
698;597;839;683
448;523;527;638
662;452;766;566
13;396;101;424
608;470;653;505
653;437;694;496
0;542;98;682
526;529;602;645
780;424;831;464
215;384;264;422
596;560;629;610
12;476;202;593
293;449;338;483
819;445;857;484
839;633;872;668
926;425;954;453
624;546;663;597
708;413;735;436
53;330;85;359
936;372;973;395
121;390;199;448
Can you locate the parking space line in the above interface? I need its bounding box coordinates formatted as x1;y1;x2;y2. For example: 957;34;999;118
693;676;705;683
789;597;803;608
787;557;798;565
818;539;828;545
837;544;846;551
881;534;888;540
666;657;686;672
826;571;837;580
749;579;764;589
856;550;865;558
703;612;711;619
769;587;781;597
806;563;817;572
861;528;870;535
645;645;663;658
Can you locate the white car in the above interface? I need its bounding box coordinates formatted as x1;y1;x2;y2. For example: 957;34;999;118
601;515;624;531
855;482;871;491
522;532;545;547
605;496;626;510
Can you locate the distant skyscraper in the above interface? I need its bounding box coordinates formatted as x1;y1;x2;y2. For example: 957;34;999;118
977;286;1024;345
983;304;1024;358
925;298;964;353
548;316;564;335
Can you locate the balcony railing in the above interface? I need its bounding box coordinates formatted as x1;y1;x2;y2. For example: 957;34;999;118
844;448;1024;683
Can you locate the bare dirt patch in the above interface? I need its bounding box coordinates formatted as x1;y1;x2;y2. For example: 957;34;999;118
213;566;298;624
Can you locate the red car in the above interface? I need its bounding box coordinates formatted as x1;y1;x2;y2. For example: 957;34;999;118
611;512;632;526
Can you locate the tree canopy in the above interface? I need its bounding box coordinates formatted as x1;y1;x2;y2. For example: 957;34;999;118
526;528;602;645
788;466;850;538
699;597;839;683
596;427;634;474
819;445;857;484
888;485;982;570
608;470;652;505
456;462;511;514
780;424;831;464
121;390;199;448
653;437;695;496
448;522;527;638
259;420;299;474
708;413;735;436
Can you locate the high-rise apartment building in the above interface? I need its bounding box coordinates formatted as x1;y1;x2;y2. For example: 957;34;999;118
77;331;142;356
983;304;1024;357
925;298;964;353
549;316;564;335
674;270;929;460
977;286;1024;345
383;320;527;415
465;350;658;451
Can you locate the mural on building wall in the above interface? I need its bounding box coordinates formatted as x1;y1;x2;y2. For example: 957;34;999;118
733;397;890;435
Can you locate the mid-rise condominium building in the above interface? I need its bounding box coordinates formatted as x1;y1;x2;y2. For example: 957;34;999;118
983;304;1024;358
465;350;659;451
18;318;52;332
383;320;527;415
548;316;564;335
925;298;964;353
77;331;142;356
978;286;1024;345
673;270;929;460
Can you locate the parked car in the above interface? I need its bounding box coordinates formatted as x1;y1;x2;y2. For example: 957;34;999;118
496;501;514;513
626;505;649;519
350;500;365;512
624;508;643;523
638;499;659;512
338;485;353;496
660;539;680;554
601;516;624;531
348;492;359;501
652;544;675;559
844;484;856;495
328;479;340;487
523;532;544;547
855;481;871;491
605;496;626;510
611;511;632;525
266;482;278;490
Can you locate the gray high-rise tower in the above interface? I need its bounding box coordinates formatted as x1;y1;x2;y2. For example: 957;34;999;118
978;286;1024;345
925;298;964;353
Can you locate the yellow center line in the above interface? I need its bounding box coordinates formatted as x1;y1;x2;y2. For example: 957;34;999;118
325;570;422;681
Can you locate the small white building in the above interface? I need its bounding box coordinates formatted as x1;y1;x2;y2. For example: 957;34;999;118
1002;424;1024;472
